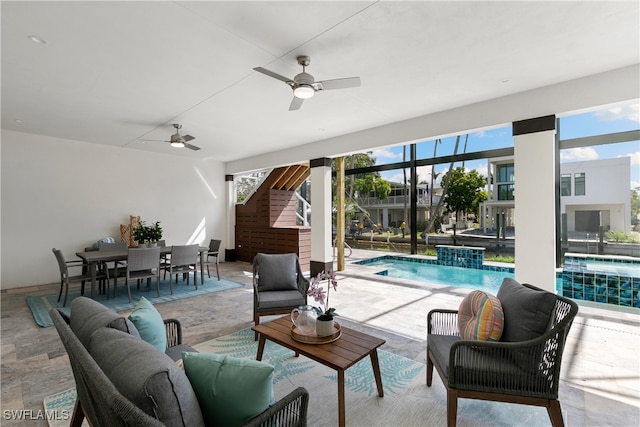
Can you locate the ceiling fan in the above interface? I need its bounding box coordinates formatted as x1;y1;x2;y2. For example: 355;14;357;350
142;124;200;151
254;55;361;111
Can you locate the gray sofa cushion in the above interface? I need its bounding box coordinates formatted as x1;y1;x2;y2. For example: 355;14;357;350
70;296;140;348
497;278;556;342
89;327;204;427
256;253;299;291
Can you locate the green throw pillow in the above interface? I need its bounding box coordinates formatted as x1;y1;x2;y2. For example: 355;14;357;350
127;297;167;352
183;352;275;427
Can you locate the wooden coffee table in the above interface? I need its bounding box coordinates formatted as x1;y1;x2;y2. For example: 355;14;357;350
252;316;386;427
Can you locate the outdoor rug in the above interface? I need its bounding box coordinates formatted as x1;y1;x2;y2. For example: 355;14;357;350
44;327;551;427
27;276;243;327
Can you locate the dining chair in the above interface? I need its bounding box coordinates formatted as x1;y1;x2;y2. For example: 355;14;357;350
53;248;108;307
124;247;161;303
162;244;199;294
202;239;221;280
98;242;128;297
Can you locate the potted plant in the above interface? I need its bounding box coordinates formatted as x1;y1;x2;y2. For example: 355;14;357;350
148;221;163;244
307;270;339;337
132;221;163;247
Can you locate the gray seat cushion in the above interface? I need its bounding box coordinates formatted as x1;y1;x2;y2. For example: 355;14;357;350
256;253;298;291
429;334;541;393
89;327;205;427
70;296;140;348
497;278;556;342
165;343;196;362
257;290;306;310
427;334;460;380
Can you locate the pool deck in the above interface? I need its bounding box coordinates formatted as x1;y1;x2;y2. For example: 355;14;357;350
2;247;637;426
333;248;640;426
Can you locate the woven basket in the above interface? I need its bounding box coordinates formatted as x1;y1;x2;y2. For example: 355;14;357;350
129;215;140;246
120;224;131;245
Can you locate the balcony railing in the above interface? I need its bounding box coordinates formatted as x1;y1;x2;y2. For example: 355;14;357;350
355;194;441;207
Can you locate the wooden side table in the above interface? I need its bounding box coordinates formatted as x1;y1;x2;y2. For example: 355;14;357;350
252;316;386;427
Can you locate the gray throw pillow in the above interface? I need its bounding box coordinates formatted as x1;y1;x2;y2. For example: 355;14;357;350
89;327;204;427
256;253;299;291
496;278;556;342
70;297;140;348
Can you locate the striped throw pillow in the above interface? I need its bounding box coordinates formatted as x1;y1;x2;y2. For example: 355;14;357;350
458;290;504;341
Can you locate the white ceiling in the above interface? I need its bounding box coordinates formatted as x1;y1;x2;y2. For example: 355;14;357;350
2;1;639;164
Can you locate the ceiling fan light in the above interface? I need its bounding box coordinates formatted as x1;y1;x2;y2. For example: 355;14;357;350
293;85;314;99
170;141;185;148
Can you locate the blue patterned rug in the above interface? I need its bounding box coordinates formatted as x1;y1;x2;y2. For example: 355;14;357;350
194;328;551;427
26;276;243;327
44;327;551;427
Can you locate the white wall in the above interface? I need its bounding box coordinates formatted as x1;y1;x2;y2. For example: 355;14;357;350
1;130;226;289
561;157;631;232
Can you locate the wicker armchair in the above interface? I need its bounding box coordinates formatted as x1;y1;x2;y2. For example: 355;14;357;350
253;253;309;340
426;280;579;427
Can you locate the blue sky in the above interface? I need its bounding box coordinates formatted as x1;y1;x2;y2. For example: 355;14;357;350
374;101;640;190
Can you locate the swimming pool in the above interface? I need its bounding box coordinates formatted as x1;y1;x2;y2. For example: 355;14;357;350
562;254;640;307
355;255;516;294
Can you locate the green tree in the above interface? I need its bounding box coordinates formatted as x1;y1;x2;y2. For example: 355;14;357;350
332;154;389;224
440;167;487;223
631;186;640;223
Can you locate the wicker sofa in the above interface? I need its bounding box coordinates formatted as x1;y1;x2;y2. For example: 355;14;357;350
50;297;308;427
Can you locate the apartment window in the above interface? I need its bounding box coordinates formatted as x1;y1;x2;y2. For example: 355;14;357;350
498;184;515;201
561;174;571;196
574;172;585;196
496;164;515;182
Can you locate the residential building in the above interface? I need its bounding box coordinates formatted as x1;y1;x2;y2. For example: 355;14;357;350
481;156;631;234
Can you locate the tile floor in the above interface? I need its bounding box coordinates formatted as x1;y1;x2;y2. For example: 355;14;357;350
1;249;639;426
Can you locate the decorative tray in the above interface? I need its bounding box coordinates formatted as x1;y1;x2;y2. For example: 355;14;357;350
291;322;341;344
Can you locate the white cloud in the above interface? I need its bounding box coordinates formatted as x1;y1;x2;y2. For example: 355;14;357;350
631;180;640;190
594;102;640;122
560;147;599;161
416;165;434;183
371;148;403;162
619;151;640;166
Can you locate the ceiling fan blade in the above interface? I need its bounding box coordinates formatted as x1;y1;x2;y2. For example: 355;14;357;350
181;134;195;142
141;139;170;143
183;143;201;151
254;67;294;85
289;97;304;111
317;77;361;91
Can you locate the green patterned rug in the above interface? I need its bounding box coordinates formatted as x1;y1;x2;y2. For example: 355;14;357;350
26;276;242;327
44;327;551;426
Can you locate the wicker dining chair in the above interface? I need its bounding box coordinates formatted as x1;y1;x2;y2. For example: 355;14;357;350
52;248;108;307
162;244;199;293
124;247;161;302
203;239;221;280
98;241;128;298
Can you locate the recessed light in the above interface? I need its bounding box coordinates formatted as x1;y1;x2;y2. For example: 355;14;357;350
14;119;23;123
28;35;47;45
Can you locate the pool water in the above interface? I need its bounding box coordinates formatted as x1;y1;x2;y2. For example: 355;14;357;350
360;257;515;294
564;258;640;278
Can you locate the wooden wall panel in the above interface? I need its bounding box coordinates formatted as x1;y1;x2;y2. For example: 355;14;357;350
235;165;311;271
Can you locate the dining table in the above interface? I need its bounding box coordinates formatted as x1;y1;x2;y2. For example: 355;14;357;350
75;245;209;299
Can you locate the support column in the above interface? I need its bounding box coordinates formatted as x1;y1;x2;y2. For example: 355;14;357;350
335;157;345;271
310;158;333;277
224;175;236;261
513;115;556;292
